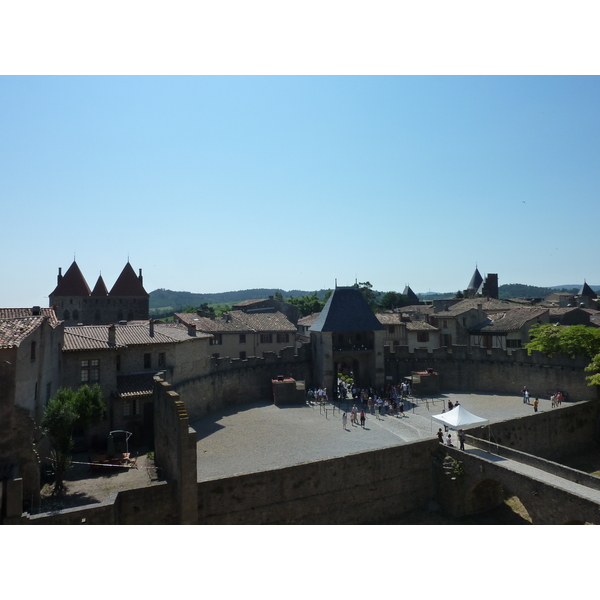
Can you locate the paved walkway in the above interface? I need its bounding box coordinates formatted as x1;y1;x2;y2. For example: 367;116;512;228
192;392;563;482
465;447;600;505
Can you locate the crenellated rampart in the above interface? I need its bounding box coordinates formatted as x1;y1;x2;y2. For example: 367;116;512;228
384;345;596;401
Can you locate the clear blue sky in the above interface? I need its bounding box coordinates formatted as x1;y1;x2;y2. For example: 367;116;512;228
2;75;599;307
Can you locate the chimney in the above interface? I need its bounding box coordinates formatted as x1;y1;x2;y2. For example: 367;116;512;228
139;268;143;285
57;267;62;285
149;318;154;337
188;323;196;337
32;306;41;316
108;324;116;345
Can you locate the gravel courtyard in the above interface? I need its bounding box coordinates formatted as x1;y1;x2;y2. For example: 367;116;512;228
192;392;555;482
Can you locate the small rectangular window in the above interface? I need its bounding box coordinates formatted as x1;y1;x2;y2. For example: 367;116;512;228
158;352;166;367
239;334;246;344
260;333;273;344
30;341;36;361
144;353;151;368
276;333;289;343
239;351;247;360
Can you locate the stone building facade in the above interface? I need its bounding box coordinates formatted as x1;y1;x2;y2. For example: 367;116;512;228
309;285;386;393
0;307;63;512
61;321;212;443
49;261;149;326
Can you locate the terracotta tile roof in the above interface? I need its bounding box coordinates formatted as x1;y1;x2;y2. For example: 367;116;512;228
399;305;434;315
298;313;321;327
376;313;405;325
0;307;60;328
63;322;208;352
50;261;91;296
406;321;438;331
232;298;269;307
471;307;548;333
176;310;296;334
117;373;155;398
430;305;477;317
0;316;45;348
450;298;524;312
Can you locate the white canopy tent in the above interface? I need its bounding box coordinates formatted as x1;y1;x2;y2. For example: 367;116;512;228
431;405;488;431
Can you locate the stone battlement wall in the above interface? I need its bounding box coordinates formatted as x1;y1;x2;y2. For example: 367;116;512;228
385;345;596;401
174;345;313;422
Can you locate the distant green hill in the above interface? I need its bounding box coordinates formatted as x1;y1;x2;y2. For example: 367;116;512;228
149;288;332;313
418;283;580;302
151;283;590;317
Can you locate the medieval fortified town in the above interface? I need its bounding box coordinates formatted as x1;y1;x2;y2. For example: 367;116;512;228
2;261;600;525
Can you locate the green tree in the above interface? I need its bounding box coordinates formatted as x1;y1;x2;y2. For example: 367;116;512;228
41;384;105;495
358;281;381;311
287;293;325;317
379;291;409;311
527;324;600;359
585;354;600;386
527;323;600;389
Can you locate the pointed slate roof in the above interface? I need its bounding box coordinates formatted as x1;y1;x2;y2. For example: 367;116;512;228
109;263;148;297
91;275;109;297
467;267;483;292
309;286;385;332
578;281;597;299
50;261;91;296
402;285;420;304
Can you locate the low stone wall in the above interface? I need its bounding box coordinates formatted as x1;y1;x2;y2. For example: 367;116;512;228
467;399;600;461
18;481;177;525
465;435;600;491
197;439;440;525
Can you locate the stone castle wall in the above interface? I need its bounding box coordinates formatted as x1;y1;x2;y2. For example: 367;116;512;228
384;345;596;401
173;345;313;422
196;438;439;524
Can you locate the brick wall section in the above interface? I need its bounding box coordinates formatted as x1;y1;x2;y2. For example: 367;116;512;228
385;345;596;401
196;439;439;525
153;376;198;524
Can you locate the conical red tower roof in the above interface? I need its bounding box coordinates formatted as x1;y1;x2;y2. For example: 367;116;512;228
50;261;91;296
109;263;148;297
91;275;109;297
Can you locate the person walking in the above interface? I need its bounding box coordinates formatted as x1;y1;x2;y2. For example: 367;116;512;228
437;428;444;443
399;400;405;417
342;412;348;431
360;410;366;428
533;397;539;413
458;429;466;451
522;386;528;404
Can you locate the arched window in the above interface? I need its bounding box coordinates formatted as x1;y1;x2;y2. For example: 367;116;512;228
63;309;70;320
